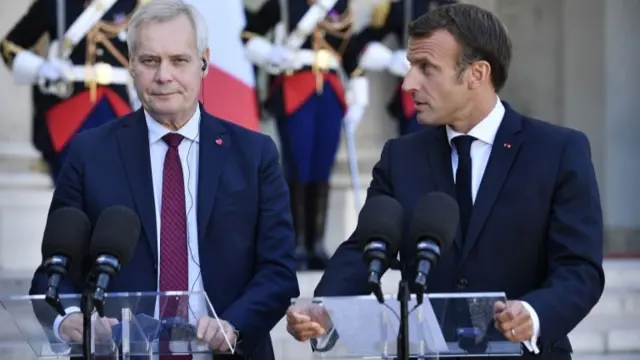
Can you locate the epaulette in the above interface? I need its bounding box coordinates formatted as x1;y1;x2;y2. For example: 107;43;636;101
370;1;391;29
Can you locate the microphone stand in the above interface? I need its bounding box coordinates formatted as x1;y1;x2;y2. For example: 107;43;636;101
396;279;410;360
81;271;99;360
81;288;94;360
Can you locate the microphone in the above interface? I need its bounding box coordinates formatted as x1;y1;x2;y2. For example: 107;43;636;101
88;206;141;315
41;207;91;316
356;195;404;304
410;192;459;303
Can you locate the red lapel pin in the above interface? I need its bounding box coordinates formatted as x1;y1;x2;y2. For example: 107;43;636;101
503;143;511;149
215;138;223;145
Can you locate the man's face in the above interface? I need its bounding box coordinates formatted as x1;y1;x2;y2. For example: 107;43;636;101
402;30;470;126
130;14;204;120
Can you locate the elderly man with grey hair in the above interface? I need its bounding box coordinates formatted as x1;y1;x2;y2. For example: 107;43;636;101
28;1;300;359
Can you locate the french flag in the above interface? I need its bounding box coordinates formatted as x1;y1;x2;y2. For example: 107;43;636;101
187;0;260;131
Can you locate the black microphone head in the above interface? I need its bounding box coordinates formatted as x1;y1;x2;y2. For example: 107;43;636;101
356;195;404;257
89;206;141;264
41;207;91;264
410;192;459;250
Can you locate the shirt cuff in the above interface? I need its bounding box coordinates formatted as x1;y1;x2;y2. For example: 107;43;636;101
520;301;540;354
52;306;81;343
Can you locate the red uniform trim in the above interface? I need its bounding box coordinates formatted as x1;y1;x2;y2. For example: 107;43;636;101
46;87;131;152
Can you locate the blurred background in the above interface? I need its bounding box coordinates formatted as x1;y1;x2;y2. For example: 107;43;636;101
0;0;638;359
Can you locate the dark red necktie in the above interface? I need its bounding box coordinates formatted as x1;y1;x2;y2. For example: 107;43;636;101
159;133;191;359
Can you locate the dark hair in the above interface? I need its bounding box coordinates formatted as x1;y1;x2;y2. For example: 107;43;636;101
408;3;512;92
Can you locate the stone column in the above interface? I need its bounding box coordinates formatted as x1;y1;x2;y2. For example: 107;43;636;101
0;1;53;273
493;0;640;253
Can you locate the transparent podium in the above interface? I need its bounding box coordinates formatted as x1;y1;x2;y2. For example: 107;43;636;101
289;292;522;359
0;291;235;359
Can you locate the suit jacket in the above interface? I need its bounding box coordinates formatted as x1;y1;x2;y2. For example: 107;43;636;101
315;102;605;360
29;106;300;360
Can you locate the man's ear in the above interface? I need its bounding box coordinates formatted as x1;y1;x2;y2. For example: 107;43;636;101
201;47;210;76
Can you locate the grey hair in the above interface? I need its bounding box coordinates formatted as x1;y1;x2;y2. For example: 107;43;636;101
127;0;209;56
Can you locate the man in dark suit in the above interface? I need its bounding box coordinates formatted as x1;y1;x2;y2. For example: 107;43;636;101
28;0;299;359
285;3;604;359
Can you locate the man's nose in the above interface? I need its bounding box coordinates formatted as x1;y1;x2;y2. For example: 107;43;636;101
154;63;173;83
401;69;417;94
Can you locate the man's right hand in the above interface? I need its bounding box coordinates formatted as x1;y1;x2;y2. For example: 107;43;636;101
285;303;332;342
59;313;119;343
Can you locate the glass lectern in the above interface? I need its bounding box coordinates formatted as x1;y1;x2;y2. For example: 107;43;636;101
287;292;522;359
0;291;235;359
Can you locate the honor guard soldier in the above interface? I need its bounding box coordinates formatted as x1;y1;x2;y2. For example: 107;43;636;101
242;0;369;271
1;0;146;180
350;0;457;136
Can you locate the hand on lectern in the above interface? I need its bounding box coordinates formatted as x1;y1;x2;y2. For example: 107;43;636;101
195;317;237;351
493;300;533;342
285;303;332;342
59;313;119;343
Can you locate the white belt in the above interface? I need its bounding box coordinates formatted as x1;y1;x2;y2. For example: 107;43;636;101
288;49;340;71
65;63;131;85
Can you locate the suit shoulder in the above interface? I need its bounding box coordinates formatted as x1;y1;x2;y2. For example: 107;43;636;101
216;116;272;144
387;126;439;151
522;116;590;146
215;116;277;161
71;112;134;144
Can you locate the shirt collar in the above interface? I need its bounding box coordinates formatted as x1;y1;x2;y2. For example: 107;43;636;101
446;96;505;146
146;106;201;144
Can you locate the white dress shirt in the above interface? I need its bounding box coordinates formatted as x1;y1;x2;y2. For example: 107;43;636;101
446;96;540;354
53;107;213;359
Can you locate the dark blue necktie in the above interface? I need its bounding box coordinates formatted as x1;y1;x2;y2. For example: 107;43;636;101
452;135;476;241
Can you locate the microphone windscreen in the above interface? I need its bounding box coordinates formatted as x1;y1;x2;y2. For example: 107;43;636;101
410;192;459;250
89;206;141;264
356;195;404;256
41;207;91;264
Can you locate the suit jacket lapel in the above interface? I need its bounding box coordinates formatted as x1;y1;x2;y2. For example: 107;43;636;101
118;109;158;261
426;126;462;249
196;108;230;241
460;104;524;262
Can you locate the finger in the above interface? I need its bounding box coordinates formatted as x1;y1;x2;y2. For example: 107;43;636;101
203;320;220;345
196;318;210;340
298;329;325;341
217;328;235;351
511;320;534;342
495;306;517;326
107;318;119;326
294;322;325;336
493;301;507;314
286;309;300;324
69;329;83;343
291;312;311;323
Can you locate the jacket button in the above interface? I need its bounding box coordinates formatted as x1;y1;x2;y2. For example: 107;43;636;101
457;278;468;289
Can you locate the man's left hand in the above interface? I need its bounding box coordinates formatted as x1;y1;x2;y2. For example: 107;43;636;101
493;300;533;342
196;317;237;351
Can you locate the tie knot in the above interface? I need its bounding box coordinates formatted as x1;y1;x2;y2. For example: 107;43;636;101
163;133;183;148
452;135;476;156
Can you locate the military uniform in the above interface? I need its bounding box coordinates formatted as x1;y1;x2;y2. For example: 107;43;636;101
1;0;145;180
243;0;366;271
350;0;457;136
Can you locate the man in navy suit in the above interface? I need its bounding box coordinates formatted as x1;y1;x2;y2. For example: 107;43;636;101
285;4;604;359
28;0;299;359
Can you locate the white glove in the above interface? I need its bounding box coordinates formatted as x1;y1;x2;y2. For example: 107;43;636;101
265;46;294;75
344;105;365;133
344;76;369;133
38;58;72;81
358;42;393;72
387;50;409;77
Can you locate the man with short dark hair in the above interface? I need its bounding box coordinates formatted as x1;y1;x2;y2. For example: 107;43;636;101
286;4;604;359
